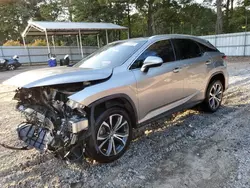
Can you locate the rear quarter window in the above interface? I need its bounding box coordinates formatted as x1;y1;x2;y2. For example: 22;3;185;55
198;42;219;53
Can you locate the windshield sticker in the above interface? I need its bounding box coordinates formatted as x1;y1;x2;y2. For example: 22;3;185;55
122;42;138;46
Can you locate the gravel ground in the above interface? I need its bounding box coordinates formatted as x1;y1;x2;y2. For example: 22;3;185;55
0;60;250;188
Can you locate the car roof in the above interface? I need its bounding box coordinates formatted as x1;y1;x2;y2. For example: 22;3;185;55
150;34;205;42
140;34;213;47
121;34;206;43
111;34;214;49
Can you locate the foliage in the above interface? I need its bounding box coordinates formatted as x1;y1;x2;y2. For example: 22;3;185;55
39;1;62;21
0;0;44;44
30;39;47;46
178;3;217;35
0;0;249;45
3;40;22;46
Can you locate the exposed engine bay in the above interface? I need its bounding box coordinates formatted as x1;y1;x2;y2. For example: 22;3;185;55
14;83;91;161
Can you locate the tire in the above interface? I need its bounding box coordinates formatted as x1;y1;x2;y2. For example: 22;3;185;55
202;80;224;112
86;107;132;163
6;64;16;71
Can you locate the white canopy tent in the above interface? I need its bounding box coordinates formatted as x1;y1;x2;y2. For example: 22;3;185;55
22;21;129;57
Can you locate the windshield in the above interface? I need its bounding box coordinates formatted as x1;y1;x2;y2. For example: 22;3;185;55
74;40;146;69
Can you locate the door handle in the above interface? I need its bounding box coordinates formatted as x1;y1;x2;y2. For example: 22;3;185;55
173;67;181;73
206;60;212;65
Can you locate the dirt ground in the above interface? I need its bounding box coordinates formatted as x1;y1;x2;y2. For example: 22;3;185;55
0;60;250;188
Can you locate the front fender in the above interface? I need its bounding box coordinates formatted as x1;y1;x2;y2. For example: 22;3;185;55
68;70;138;115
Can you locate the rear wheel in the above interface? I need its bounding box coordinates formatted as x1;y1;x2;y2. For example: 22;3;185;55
86;107;132;163
7;64;16;71
202;80;223;112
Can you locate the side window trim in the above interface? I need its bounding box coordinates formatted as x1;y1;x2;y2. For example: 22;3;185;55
170;39;177;61
191;40;203;58
129;39;175;70
128;41;158;70
194;41;205;56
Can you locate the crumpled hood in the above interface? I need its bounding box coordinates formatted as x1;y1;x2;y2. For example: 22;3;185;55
3;66;113;88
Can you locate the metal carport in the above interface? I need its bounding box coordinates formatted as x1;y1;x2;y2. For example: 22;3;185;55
22;21;129;57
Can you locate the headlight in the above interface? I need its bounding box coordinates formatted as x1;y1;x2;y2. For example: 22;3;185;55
67;99;85;109
0;59;5;63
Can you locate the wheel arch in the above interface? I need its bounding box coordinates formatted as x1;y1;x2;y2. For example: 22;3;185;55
206;72;226;92
88;94;138;128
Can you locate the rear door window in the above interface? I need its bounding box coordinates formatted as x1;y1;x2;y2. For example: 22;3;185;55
131;40;175;69
172;39;202;60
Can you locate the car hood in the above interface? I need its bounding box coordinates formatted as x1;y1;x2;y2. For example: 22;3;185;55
3;66;113;88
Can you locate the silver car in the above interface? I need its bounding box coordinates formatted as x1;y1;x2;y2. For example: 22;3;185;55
4;34;228;163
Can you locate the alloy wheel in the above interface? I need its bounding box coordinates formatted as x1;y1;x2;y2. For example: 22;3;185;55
8;65;15;70
97;114;129;157
209;82;223;110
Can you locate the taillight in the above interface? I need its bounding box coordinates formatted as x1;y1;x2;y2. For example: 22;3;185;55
222;55;227;59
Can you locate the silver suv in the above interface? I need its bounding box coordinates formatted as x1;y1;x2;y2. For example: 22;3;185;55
4;34;228;163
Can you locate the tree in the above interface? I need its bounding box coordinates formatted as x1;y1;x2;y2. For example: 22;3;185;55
0;0;45;44
178;3;216;35
72;0;105;22
39;1;62;21
216;0;223;34
60;0;73;21
2;0;250;46
151;0;180;35
134;0;158;36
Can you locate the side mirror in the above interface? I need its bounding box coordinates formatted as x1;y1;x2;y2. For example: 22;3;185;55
140;56;163;72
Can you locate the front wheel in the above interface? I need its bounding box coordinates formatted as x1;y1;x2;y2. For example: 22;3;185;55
85;107;132;163
202;80;224;112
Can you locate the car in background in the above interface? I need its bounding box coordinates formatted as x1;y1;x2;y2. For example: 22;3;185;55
4;34;228;163
0;55;21;71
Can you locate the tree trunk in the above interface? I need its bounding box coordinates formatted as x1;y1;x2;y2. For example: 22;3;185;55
216;0;223;34
230;0;234;11
225;0;230;32
147;0;153;36
126;1;131;38
152;14;156;34
230;0;234;18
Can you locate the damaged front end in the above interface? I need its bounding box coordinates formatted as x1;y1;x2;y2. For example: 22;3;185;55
14;83;91;161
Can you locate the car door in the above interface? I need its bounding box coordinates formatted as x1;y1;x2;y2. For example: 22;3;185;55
171;39;210;99
130;40;186;123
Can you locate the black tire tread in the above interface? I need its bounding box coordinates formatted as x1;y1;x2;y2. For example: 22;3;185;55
85;107;132;163
201;80;223;112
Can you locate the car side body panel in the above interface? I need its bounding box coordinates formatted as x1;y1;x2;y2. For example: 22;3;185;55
132;60;186;121
180;54;211;98
70;35;229;124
